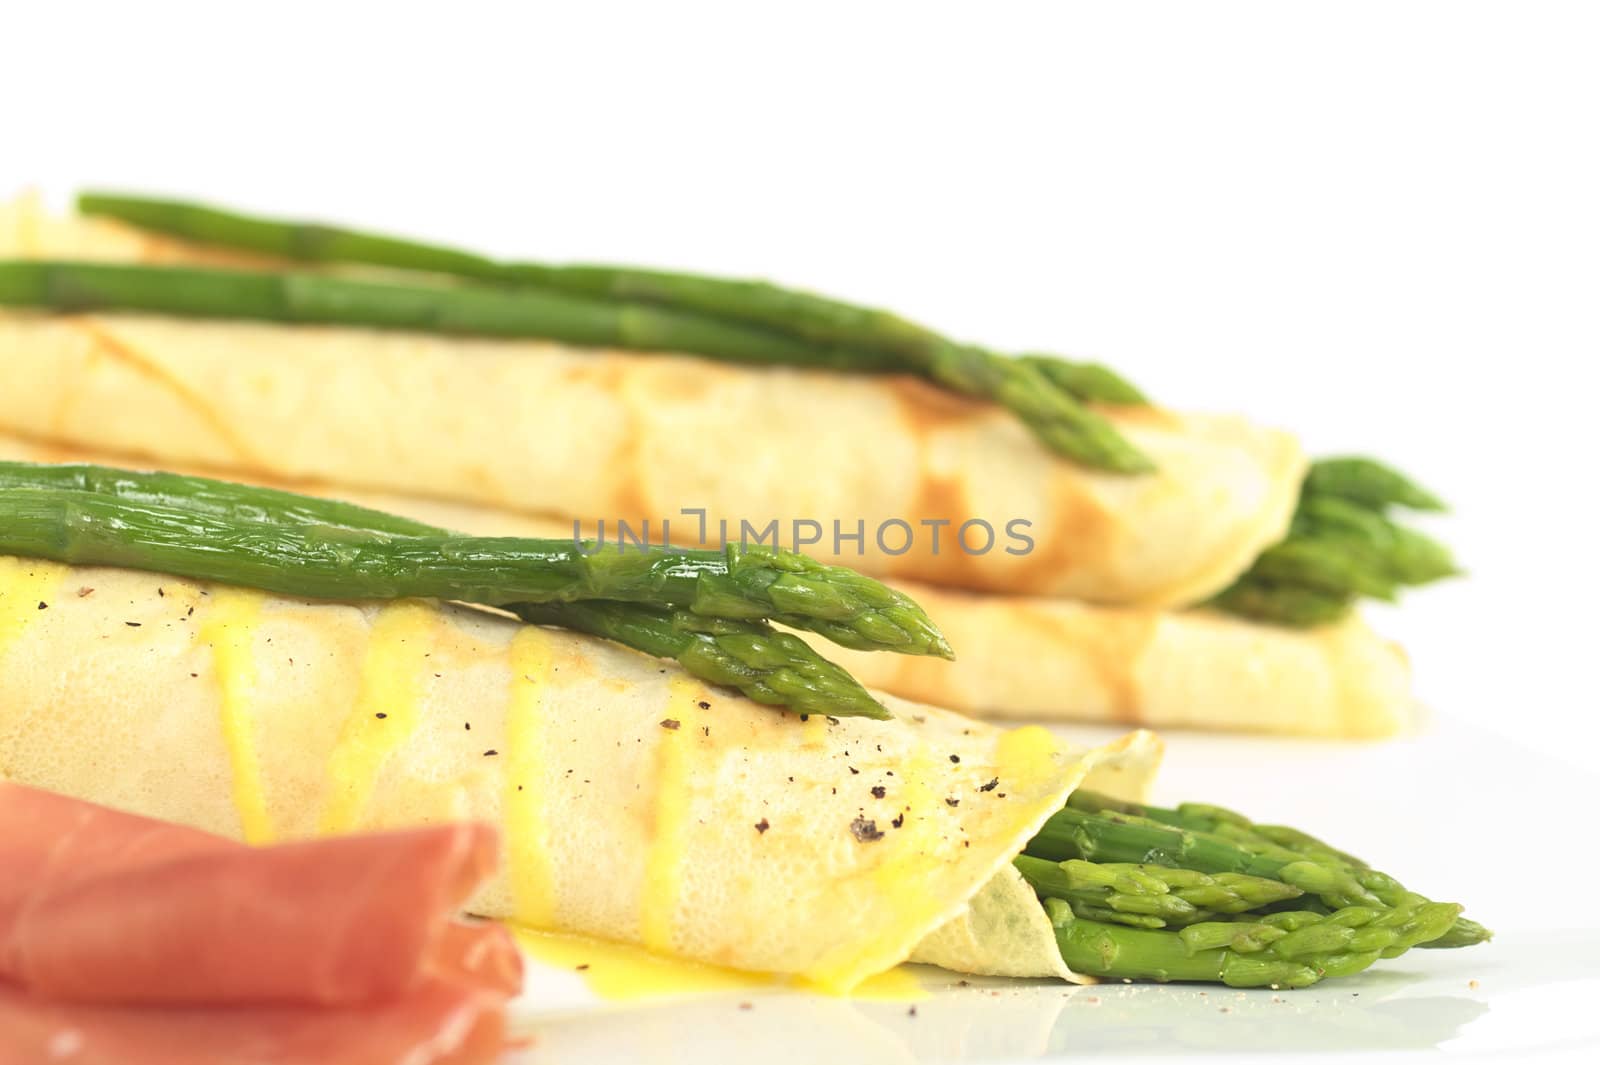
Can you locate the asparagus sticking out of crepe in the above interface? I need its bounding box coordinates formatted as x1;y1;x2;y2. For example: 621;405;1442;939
1024;793;1489;947
1210;457;1457;626
1011;790;1487;987
1046;896;1463;988
0;464;902;717
0;196;1459;620
0;463;966;717
0;550;1487;989
63;191;1159;473
1303;456;1447;512
0;484;948;658
0;257;1151;474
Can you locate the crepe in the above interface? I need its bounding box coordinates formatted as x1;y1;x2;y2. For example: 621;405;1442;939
0;195;1306;607
813;585;1413;739
0;432;1414;738
0;554;1160;991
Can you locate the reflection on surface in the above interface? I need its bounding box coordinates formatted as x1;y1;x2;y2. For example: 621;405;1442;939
509;939;1585;1064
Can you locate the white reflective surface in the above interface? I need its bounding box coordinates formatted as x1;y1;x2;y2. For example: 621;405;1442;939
504;718;1600;1063
511;935;1593;1064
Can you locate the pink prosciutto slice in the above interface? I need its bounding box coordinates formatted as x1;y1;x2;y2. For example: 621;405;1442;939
0;783;522;1064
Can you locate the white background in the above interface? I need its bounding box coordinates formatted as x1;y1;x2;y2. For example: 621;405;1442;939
6;5;1600;1060
6;0;1597;766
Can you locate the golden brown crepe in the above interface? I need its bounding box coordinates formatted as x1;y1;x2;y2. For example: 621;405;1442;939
0;195;1306;607
0;554;1159;990
0;432;1413;738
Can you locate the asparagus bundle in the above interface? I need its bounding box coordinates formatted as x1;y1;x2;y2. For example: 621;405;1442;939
0;195;1462;625
0;461;957;718
1014;789;1487;987
1211;457;1456;625
58;192;1155;473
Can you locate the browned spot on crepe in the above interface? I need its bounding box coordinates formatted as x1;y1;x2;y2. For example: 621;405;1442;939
550;357;654;523
1014;604;1160;724
884;377;998;588
883;371;1124;594
1001;477;1120;594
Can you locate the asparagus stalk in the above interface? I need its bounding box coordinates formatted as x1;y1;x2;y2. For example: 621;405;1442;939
1042;878;1463;987
0;462;895;717
1210;457;1456;627
0;461;442;537
1047;899;1322;988
1032;793;1490;948
1014;855;1301;925
1302;456;1447;513
1067;790;1368;869
1022;789;1486;986
72;192;1157;471
1207;579;1355;627
508;602;887;719
0;484;950;658
0;259;892;371
1018;355;1150;406
1291;497;1459;586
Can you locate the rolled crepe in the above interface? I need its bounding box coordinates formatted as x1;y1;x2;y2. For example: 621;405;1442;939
0;554;1160;990
0;432;1414;738
0;196;1306;607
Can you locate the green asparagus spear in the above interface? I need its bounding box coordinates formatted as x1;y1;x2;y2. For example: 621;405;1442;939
1290;494;1459;583
1066;790;1368;869
0;461;442;537
1207;578;1356;627
1015;856;1301;921
0;257;1151;472
1033;794;1490;949
77;191;512;279
507;602;887;719
0;485;950;658
1049;895;1463;988
1023;791;1486;986
1302;456;1447;512
1047;899;1323;988
1246;538;1403;601
0;462;894;716
1018;355;1150;405
1418;917;1494;949
0;259;894;371
1210;457;1457;626
73;191;1157;471
1027;806;1378;905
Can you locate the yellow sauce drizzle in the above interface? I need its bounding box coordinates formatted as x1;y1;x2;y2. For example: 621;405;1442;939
513;927;774;1000
841;965;929;1002
0;557;67;660
197;587;275;844
511;927;925;1002
505;626;555;927
801;747;942;992
319;600;441;834
993;725;1065;792
639;674;704;953
803;726;1068;993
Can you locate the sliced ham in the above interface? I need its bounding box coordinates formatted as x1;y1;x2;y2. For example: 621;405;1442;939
0;782;521;1064
0;982;510;1065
